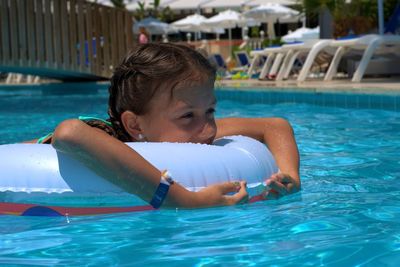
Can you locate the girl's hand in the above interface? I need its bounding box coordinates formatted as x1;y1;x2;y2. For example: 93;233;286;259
195;181;249;206
216;117;301;199
264;173;300;199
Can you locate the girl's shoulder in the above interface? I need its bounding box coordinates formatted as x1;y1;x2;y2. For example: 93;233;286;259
78;116;117;137
37;117;116;144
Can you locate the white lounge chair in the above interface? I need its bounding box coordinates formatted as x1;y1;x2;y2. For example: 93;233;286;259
275;39;333;81
297;34;400;82
248;40;333;80
248;46;285;79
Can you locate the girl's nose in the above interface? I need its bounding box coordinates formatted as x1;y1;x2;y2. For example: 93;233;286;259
198;120;217;144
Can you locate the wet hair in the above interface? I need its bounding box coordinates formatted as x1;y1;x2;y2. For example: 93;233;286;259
104;43;217;141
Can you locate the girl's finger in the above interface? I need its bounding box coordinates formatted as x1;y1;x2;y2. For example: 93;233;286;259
229;181;248;204
267;179;288;196
278;174;292;184
268;173;279;181
285;182;295;193
219;181;241;195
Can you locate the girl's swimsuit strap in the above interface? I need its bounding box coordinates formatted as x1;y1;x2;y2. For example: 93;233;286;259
36;117;112;144
78;116;113;127
36;132;53;144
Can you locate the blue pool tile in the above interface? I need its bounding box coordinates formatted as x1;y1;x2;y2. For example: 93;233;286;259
216;87;400;111
381;95;396;110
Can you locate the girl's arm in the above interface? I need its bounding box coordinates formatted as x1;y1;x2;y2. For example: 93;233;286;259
51;119;248;208
216;117;300;197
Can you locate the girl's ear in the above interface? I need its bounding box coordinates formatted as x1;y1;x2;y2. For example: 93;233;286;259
120;111;144;141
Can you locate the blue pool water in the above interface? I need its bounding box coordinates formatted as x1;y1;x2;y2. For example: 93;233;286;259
1;85;400;266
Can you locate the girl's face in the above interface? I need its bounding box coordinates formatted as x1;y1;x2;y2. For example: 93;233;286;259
136;79;217;144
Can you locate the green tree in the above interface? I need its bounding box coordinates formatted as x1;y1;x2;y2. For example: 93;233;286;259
301;0;344;16
300;0;346;38
300;0;400;37
133;0;173;22
149;0;160;17
136;2;146;20
110;0;125;9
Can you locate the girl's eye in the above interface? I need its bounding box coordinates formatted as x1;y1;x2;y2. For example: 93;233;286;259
181;112;194;119
207;108;216;114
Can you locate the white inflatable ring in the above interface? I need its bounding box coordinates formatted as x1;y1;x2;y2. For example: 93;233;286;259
0;135;278;216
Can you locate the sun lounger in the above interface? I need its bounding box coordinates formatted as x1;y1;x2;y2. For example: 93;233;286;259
295;34;400;82
324;34;400;82
249;4;400;83
247;41;328;81
247;49;266;77
248;46;285;79
210;53;227;70
275;39;333;81
252;35;400;83
209;52;252;79
234;51;251;69
208;53;230;78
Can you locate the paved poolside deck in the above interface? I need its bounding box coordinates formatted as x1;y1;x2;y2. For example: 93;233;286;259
218;77;400;95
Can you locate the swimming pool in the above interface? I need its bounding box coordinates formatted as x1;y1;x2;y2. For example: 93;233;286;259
1;84;399;266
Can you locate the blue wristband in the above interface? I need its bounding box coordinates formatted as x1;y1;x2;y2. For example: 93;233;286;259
150;171;174;209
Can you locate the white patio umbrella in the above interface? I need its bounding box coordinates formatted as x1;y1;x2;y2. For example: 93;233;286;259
167;0;213;10
247;0;297;6
203;9;252;29
281;26;319;43
87;0;114;7
172;13;223;41
202;0;252;9
133;17;178;35
203;9;257;56
243;3;299;39
172;14;208;32
300;26;320;40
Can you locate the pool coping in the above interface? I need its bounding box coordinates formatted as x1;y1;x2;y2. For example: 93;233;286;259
217;78;400;95
1;78;400;95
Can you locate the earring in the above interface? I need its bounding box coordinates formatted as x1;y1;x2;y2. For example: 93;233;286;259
137;134;145;141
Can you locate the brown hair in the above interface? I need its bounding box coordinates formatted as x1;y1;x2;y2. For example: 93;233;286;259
139;26;150;37
107;43;216;141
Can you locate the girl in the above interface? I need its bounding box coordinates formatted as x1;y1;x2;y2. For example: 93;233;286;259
37;43;300;208
138;26;149;44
